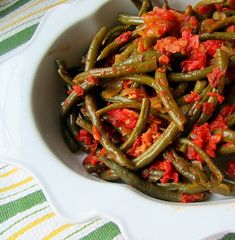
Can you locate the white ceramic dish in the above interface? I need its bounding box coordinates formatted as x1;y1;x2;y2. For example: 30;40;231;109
3;0;235;239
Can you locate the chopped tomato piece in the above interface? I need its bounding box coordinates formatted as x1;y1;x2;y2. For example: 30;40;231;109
72;85;84;96
158;54;170;65
196;5;213;15
226;160;235;178
83;153;100;166
115;31;132;45
148;160;179;183
203;40;225;56
203;102;214;116
75;129;98;152
127;121;161;157
187;123;222;162
210;115;229;131
107;108;139;135
184;91;200;103
207;67;226;88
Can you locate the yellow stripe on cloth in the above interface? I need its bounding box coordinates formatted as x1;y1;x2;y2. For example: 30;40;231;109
0;0;69;31
7;212;56;240
0;177;33;193
42;223;73;240
0;168;18;179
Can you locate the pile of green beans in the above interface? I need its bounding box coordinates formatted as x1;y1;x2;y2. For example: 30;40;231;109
57;0;235;203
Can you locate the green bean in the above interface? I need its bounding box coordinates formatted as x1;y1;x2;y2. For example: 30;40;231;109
179;138;224;185
218;144;235;154
114;43;136;64
213;129;235;143
133;122;179;170
168;150;212;188
155;70;186;131
84;161;106;174
194;80;207;94
103;26;134;45
206;16;235;33
193;0;225;11
211;182;235;196
115;50;161;66
168;66;213;82
117;13;144;26
157;183;207;194
143;169;164;183
213;11;227;21
85;27;108;71
56;60;74;86
173;82;189;98
99;97;170;121
200;32;235;41
100;157;181;202
139;0;152;16
85;94;134;169
121;98;151;152
68;112;80;137
97;31;135;61
60;116;80;152
199;50;228;124
73;60;157;83
98;169;119;181
226;112;235;127
224;10;235;16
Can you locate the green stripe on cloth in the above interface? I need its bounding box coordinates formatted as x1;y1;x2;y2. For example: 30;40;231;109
80;222;121;240
0;23;38;56
0;205;50;236
63;218;101;240
0;190;46;223
222;233;235;240
0;0;32;18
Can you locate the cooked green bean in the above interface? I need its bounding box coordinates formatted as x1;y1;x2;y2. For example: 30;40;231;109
227;112;235;127
200;32;235;41
173;82;189;98
193;0;225;10
98;169;119;181
73;60;157;83
56;60;74;86
218;144;235;154
139;0;152;16
155;70;186;131
117;13;144;25
101;157;181;202
85;27;108;71
133;122;179;170
121;98;150;151
168;66;213;82
157;183;207;194
213;129;235;143
179;138;224;185
206;16;235;33
85;94;134;169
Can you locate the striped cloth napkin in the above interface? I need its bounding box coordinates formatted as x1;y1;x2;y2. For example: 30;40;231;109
0;1;235;240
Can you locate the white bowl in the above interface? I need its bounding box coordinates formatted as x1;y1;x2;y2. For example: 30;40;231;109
8;0;235;239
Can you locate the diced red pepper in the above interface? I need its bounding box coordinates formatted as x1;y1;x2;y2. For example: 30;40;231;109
225;160;235;178
187;123;222;162
207;92;225;104
83;153;100;165
203;40;225;56
86;75;99;85
75;129;98;152
127;121;161;157
180;193;205;203
226;25;235;32
115;31;132;45
203;102;214;116
207;66;226;88
72;85;84;96
107;108;139;135
184;91;201;103
148;160;179;183
158;54;170;65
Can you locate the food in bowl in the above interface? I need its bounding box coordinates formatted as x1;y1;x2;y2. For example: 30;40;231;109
56;0;235;203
